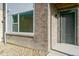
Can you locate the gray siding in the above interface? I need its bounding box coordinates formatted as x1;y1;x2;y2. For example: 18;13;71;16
0;3;3;10
0;3;3;41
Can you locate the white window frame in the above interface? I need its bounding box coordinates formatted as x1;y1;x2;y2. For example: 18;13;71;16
48;4;79;56
6;4;35;37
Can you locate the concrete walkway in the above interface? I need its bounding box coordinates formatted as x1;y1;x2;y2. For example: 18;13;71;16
0;42;47;56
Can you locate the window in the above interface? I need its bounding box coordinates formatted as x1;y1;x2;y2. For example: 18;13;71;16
12;10;33;33
60;9;77;45
12;14;18;32
19;11;33;32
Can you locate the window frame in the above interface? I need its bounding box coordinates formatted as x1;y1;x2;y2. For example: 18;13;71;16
6;4;35;37
48;4;79;56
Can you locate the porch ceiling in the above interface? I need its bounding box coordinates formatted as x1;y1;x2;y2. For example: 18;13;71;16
50;3;79;10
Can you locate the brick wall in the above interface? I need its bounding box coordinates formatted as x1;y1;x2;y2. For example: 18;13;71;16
34;3;48;51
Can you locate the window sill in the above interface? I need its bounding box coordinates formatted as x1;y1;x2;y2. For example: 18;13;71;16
6;32;34;37
52;43;79;56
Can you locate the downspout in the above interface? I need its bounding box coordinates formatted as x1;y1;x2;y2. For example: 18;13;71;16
3;3;6;44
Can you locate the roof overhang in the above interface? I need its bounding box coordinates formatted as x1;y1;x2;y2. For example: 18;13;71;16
50;3;79;10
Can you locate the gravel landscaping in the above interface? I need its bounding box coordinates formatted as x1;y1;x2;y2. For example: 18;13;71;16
0;42;48;56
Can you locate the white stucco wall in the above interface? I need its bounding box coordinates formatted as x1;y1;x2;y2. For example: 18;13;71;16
7;3;33;32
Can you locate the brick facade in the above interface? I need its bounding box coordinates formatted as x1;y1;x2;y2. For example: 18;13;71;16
34;3;48;51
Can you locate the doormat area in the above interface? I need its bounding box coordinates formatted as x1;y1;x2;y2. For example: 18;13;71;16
0;42;48;56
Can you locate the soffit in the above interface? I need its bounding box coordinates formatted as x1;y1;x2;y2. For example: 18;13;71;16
50;3;79;10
